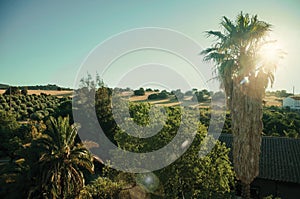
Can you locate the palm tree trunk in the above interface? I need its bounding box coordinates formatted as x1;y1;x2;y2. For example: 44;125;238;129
241;182;251;199
230;80;264;199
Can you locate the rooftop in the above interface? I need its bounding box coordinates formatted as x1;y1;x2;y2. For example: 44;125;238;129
288;96;300;101
219;134;300;184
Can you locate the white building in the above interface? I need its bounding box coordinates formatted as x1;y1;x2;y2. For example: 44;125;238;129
282;96;300;110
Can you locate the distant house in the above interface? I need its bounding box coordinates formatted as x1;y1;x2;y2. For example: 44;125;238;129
283;96;300;110
219;134;300;199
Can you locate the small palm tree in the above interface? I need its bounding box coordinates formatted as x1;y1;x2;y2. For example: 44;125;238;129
202;12;283;198
28;116;94;198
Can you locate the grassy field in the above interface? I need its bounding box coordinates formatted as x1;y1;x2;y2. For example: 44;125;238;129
128;91;283;107
0;89;73;97
0;89;282;107
264;95;282;107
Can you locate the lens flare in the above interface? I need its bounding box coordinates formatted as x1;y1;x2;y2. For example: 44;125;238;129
136;172;160;193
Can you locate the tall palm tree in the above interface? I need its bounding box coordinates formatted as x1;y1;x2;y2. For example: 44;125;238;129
28;116;94;198
201;12;282;198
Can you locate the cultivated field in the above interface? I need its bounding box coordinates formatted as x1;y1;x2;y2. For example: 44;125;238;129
0;89;282;107
0;89;73;97
128;91;283;107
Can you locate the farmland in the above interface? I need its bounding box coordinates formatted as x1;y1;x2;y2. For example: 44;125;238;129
0;89;73;97
0;90;71;121
0;86;297;198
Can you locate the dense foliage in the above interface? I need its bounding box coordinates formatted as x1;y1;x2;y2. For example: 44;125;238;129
133;88;145;96
0;84;299;198
0;93;70;121
198;106;300;138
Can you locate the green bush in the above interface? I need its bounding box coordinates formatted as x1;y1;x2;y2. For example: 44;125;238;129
148;91;168;100
21;87;28;95
0;96;6;103
26;102;33;107
4;87;21;95
19;110;28;118
15;99;22;105
14;105;21;112
27;107;34;115
148;93;159;100
20;104;27;110
40;103;47;110
30;111;44;121
79;177;124;199
157;91;168;99
133;88;145;96
46;108;55;114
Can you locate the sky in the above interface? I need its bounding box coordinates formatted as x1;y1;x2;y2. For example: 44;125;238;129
1;0;300;92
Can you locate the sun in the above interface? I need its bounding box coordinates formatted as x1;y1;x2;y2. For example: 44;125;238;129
260;41;280;62
258;38;285;72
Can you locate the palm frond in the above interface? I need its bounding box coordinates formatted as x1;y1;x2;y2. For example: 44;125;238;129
200;47;217;55
205;31;225;40
221;16;236;33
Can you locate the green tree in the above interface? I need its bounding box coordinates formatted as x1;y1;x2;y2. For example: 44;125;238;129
201;12;282;198
21;87;28;95
112;104;235;198
0;111;32;198
28;116;94;198
133;88;145;96
79;177;124;199
157;130;235;198
4;87;20;95
0;110;20;159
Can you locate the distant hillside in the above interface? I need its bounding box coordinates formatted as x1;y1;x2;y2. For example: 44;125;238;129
0;83;9;89
26;84;72;91
0;84;72;91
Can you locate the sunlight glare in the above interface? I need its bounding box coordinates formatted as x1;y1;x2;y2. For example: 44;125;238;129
257;37;285;74
260;41;280;63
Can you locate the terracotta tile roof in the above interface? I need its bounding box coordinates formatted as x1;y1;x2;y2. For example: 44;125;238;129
218;134;300;184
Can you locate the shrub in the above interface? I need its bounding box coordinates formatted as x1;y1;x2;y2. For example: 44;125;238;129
148;91;168;100
0;95;5;102
20;96;27;103
2;103;9;109
15;99;22;105
21;87;28;95
172;89;184;100
158;91;168;99
27;107;34;115
14;105;21;112
30;111;44;121
26;95;33;101
192;91;205;102
20;104;27;110
78;177;124;199
40;103;47;110
0;98;6;104
46;108;55;114
148;93;159;100
26;102;33;107
185;90;193;96
18;110;28;120
133;88;145;96
4;87;21;95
